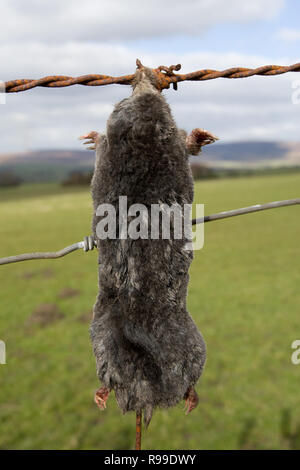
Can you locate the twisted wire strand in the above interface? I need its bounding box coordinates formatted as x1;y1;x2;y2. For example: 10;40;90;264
0;199;299;266
4;61;300;93
0;236;96;266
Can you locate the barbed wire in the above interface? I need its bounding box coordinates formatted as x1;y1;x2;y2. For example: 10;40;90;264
0;199;299;266
4;60;300;93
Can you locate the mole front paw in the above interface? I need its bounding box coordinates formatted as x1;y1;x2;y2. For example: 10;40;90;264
79;131;101;150
183;387;199;415
94;386;110;410
186;128;218;155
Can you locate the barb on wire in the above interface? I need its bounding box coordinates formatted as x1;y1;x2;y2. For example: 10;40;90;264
4;60;300;93
0;199;299;266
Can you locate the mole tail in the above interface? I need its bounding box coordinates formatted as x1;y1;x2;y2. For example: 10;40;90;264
143;404;154;429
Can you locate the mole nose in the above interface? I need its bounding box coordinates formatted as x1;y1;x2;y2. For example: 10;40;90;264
136;58;144;70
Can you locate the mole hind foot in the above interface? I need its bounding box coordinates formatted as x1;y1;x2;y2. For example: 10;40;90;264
183;387;199;415
79;131;101;150
94;386;110;410
186;128;218;155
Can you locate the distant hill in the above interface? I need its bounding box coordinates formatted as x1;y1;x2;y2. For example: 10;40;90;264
1;141;300;183
199;141;300;168
0;150;94;183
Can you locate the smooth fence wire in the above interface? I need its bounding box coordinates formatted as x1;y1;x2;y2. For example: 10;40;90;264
0;199;299;266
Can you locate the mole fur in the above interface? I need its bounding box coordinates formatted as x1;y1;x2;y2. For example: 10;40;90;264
89;65;211;427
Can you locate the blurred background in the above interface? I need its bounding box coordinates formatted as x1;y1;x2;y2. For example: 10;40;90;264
0;0;300;450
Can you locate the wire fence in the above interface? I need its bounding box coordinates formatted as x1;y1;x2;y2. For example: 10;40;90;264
2;59;300;451
2;60;300;265
1;199;299;266
4;60;300;93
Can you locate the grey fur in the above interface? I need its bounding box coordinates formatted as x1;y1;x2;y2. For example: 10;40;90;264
89;66;207;427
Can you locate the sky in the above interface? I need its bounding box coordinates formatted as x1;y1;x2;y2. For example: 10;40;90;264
1;0;300;153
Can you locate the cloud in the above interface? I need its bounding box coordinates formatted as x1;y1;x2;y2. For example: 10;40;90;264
1;0;285;43
277;28;300;42
0;0;298;152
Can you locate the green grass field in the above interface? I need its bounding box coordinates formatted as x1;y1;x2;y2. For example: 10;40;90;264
0;173;300;450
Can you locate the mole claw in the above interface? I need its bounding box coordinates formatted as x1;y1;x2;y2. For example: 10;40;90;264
94;386;110;411
183;387;199;415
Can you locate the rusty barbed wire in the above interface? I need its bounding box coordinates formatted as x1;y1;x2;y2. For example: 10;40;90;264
0;199;299;266
4;60;300;93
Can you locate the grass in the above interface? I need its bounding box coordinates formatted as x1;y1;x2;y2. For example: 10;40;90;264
0;173;300;450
